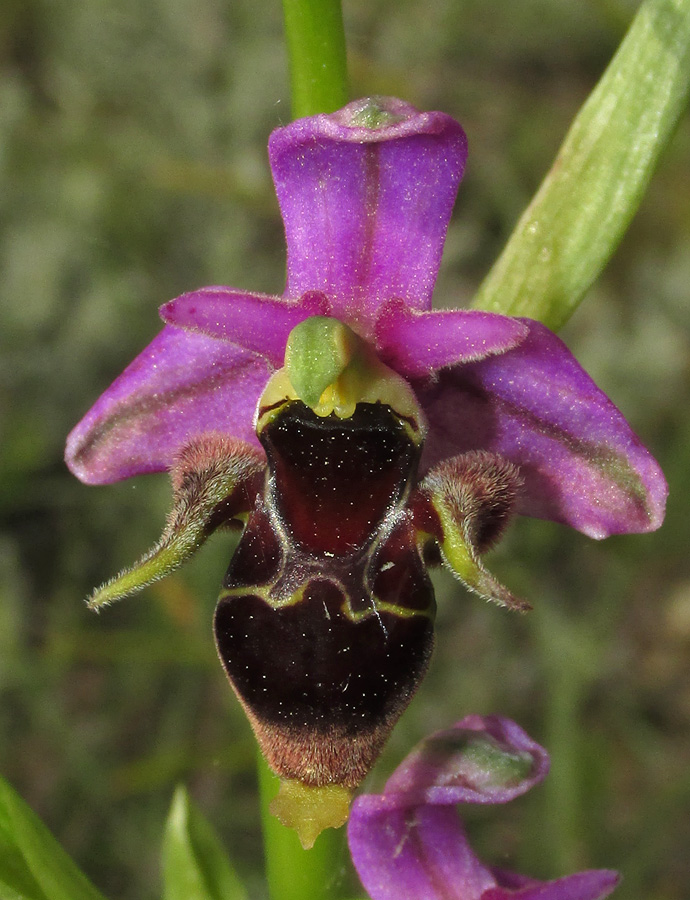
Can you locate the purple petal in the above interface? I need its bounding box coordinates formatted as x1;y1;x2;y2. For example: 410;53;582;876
348;803;496;900
381;715;549;809
269;97;467;329
160;287;331;366
484;869;620;900
65;325;270;484
417;319;667;538
375;299;529;377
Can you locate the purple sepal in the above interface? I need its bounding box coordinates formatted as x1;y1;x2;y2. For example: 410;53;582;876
65;325;269;484
160;287;331;366
379;714;548;809
348;716;620;900
269;97;467;326
417;318;667;538
486;870;620;900
348;805;497;900
349;802;619;900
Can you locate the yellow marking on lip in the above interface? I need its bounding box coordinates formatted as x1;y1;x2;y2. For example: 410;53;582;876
269;779;352;849
342;596;435;623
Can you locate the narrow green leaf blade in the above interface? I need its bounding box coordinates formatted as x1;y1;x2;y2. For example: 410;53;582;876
162;787;247;900
0;821;44;900
0;776;107;900
0;880;34;900
0;855;42;900
472;0;690;329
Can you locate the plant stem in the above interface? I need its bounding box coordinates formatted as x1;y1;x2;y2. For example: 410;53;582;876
281;0;349;118
260;7;350;891
258;753;347;900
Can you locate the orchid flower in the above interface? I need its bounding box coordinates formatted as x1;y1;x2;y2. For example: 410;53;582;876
65;97;666;838
348;715;620;900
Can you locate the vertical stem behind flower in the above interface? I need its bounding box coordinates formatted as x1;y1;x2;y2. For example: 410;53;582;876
258;753;347;900
266;5;348;889
281;0;349;118
534;600;599;874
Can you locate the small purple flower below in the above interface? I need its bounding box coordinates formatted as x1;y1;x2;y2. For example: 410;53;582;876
348;716;619;900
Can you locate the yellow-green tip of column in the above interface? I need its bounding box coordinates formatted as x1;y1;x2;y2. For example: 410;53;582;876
269;778;352;849
285;316;358;410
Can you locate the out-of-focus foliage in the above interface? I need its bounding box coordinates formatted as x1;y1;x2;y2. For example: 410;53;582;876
162;787;247;900
0;773;106;900
0;1;688;899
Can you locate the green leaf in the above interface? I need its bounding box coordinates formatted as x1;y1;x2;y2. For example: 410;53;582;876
472;0;690;329
162;787;247;900
0;775;107;900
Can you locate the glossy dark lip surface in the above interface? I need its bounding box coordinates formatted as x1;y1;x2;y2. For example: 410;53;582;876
261;401;420;555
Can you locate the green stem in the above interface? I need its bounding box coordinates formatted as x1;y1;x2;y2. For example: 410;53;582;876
258;753;347;900
281;0;349;118
263;12;347;892
534;601;591;873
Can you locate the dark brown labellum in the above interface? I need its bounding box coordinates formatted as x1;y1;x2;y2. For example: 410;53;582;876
262;400;420;554
214;401;435;788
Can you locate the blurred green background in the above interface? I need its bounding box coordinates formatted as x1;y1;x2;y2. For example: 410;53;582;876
1;0;689;897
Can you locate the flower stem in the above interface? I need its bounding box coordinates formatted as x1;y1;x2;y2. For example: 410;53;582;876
281;0;349;118
258;753;347;900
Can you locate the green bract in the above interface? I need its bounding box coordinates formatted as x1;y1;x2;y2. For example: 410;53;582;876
473;0;690;329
